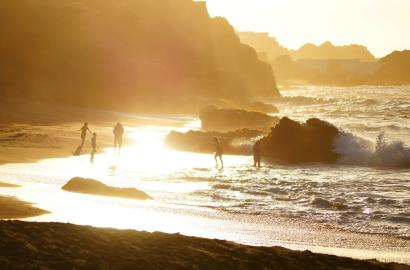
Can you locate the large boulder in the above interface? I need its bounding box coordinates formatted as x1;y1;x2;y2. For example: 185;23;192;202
199;107;278;132
62;178;151;200
165;129;263;155
261;117;340;164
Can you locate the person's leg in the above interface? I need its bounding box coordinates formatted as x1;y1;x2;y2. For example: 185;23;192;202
119;136;123;149
220;155;224;168
253;155;257;167
214;153;218;166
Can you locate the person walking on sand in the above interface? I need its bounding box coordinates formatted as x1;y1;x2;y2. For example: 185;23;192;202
253;140;262;168
213;137;223;168
79;122;92;145
113;122;124;152
91;133;97;163
90;133;97;163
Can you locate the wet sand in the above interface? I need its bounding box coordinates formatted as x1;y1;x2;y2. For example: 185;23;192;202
0;196;49;219
0;113;190;165
0;220;408;270
0;123;116;165
0;118;409;268
0;181;47;219
0;181;20;188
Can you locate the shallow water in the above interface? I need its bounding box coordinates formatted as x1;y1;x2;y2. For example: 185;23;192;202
1;85;410;264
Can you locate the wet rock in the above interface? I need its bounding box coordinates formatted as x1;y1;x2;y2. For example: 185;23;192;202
62;178;151;200
200;107;279;132
261;117;340;164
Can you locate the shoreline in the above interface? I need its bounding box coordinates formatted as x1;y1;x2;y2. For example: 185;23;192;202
4;178;407;265
0;112;189;166
0;196;49;219
0;118;409;268
0;122;120;166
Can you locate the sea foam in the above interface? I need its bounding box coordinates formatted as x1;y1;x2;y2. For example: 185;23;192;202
335;132;410;168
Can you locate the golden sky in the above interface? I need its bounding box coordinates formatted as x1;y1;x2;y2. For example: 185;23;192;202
204;0;410;57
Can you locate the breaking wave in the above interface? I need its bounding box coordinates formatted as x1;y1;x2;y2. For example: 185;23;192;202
335;132;410;168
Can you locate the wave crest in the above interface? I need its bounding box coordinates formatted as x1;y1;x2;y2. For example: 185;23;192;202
335;132;410;168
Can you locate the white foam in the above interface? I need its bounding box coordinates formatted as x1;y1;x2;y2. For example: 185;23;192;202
335;132;410;168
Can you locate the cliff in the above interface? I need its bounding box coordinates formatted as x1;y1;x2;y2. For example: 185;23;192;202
292;42;375;61
372;50;410;84
237;34;375;62
237;32;290;61
0;0;279;113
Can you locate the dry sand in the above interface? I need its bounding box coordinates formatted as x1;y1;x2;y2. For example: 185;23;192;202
0;221;408;270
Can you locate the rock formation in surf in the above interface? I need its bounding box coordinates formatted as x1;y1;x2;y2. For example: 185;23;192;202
260;117;340;164
62;178;151;200
200;107;279;132
0;0;279;113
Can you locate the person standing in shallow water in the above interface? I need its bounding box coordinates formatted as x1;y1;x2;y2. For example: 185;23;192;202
113;122;124;152
213;137;223;169
79;122;92;146
90;133;97;163
253;140;262;167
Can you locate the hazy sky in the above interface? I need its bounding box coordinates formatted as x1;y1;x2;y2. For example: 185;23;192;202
204;0;410;57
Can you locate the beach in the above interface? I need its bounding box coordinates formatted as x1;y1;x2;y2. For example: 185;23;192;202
0;92;410;268
1;220;408;270
1;0;409;268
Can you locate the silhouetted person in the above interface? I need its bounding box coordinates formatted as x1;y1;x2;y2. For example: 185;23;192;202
90;133;97;163
213;137;223;168
253;140;262;167
79;122;92;145
113;122;124;152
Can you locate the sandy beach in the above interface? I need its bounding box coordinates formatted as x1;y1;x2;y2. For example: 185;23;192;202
0;220;408;270
2;0;409;268
0;122;117;165
0;118;409;269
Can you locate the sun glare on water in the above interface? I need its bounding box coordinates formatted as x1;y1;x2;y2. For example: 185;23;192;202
0;118;249;233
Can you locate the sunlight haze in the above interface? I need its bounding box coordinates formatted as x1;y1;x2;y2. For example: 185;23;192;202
1;0;410;268
204;0;410;57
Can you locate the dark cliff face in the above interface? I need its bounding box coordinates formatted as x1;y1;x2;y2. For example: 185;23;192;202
373;50;410;84
292;42;375;61
0;0;279;112
261;117;340;164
